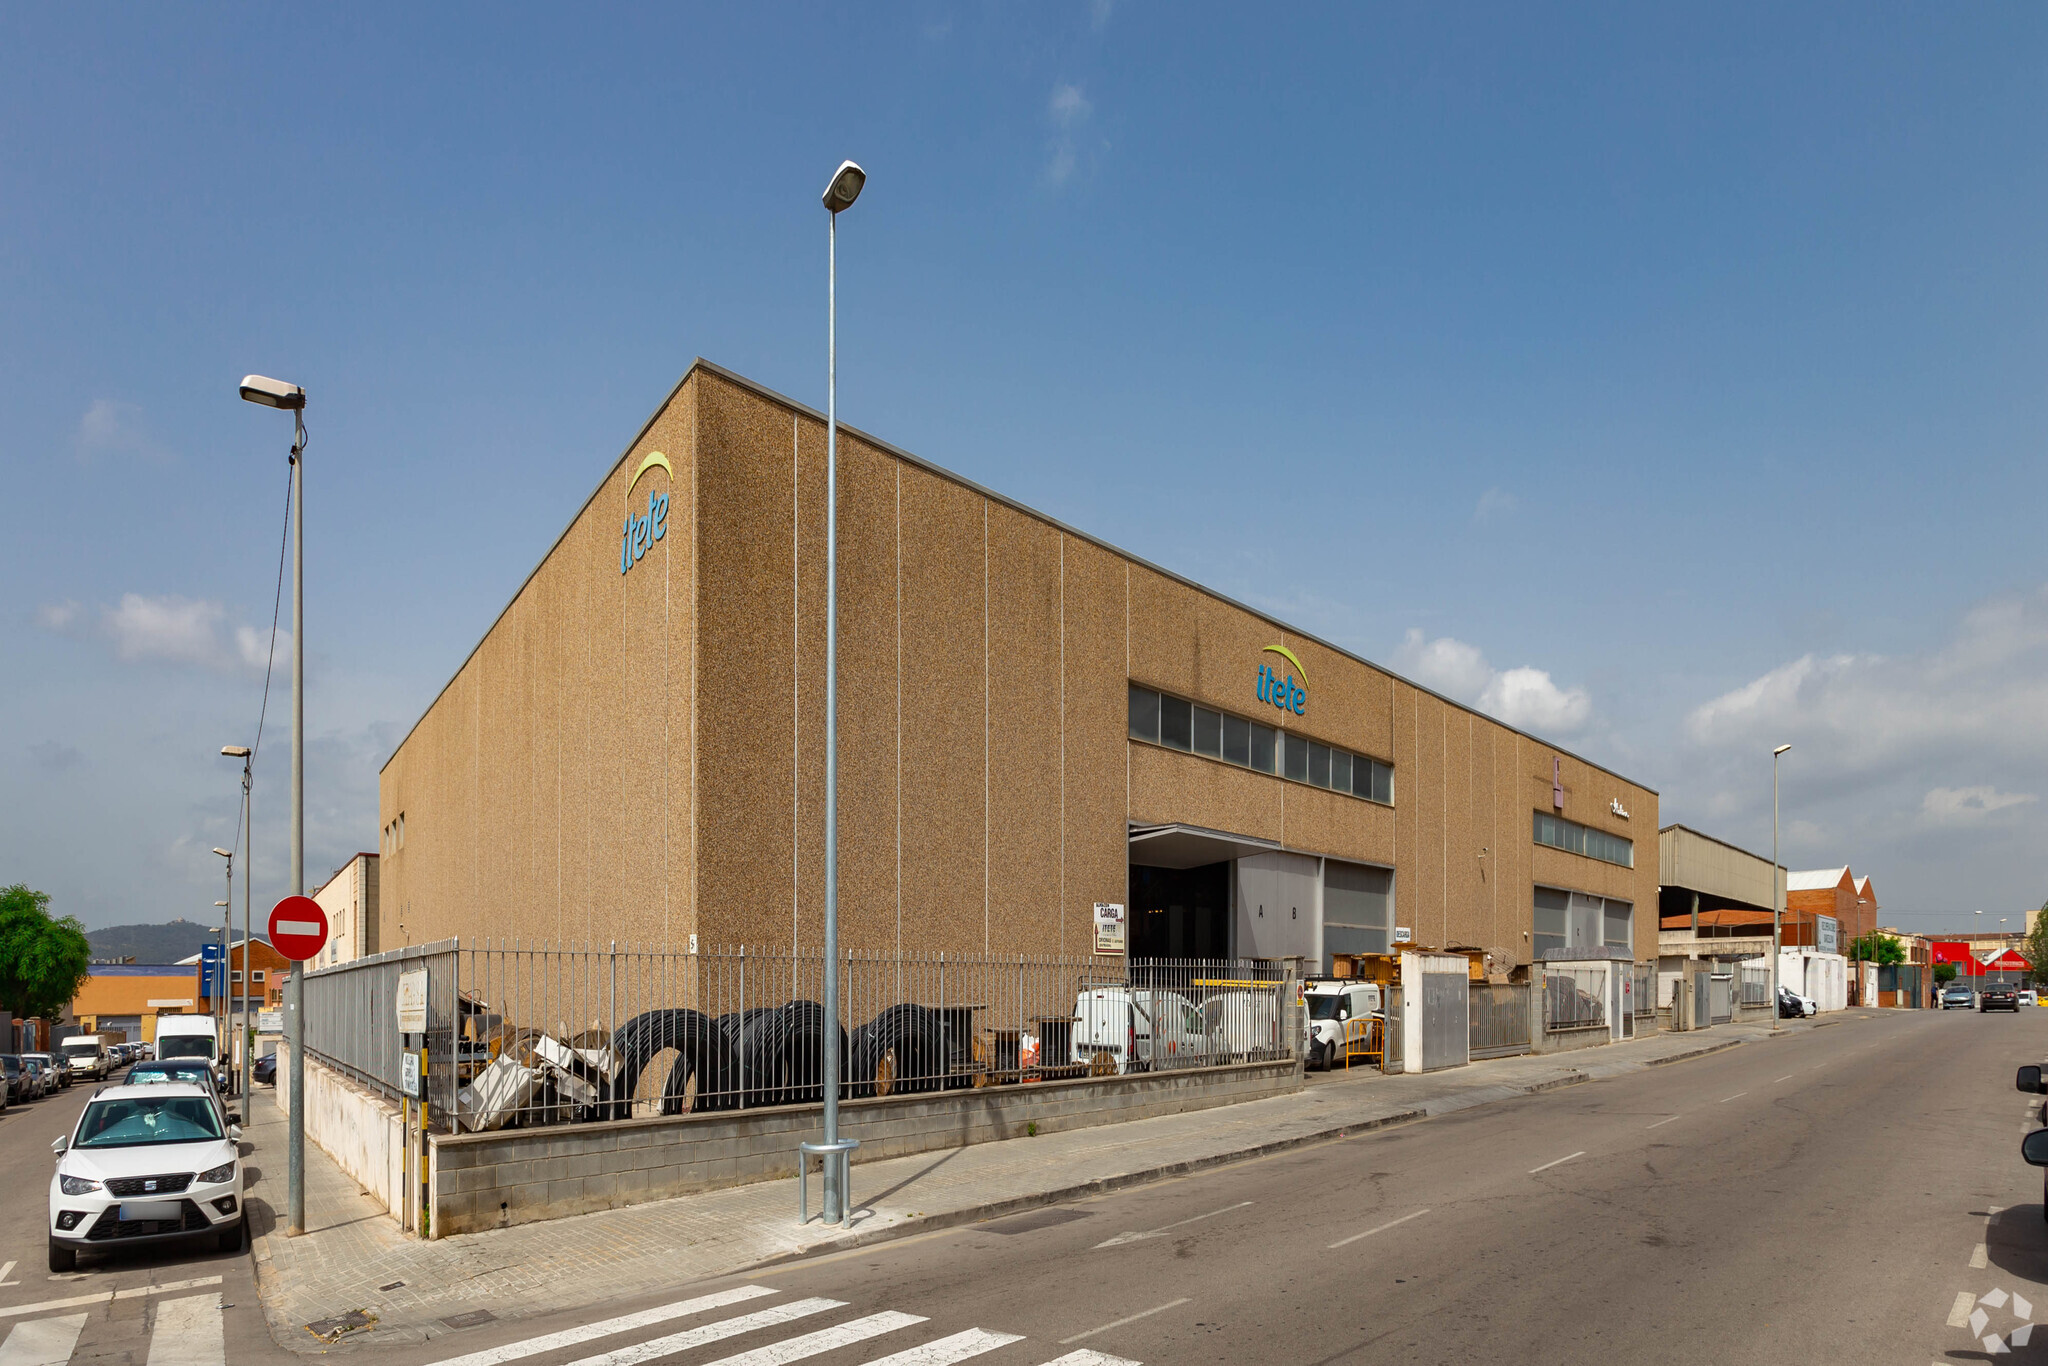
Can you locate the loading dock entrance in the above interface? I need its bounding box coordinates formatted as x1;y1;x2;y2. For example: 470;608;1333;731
1129;862;1230;959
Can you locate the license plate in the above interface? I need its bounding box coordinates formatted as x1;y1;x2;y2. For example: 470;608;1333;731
119;1201;182;1222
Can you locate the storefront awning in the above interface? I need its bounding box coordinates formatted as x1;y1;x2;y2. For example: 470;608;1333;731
1126;822;1282;870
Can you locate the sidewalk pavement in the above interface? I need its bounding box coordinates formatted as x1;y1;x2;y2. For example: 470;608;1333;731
246;1010;1878;1354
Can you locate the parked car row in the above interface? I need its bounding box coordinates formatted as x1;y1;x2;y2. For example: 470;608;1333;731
3;1038;153;1113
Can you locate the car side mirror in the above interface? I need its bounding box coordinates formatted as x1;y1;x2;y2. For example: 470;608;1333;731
2025;1130;2048;1167
227;1112;241;1125
2019;1066;2043;1095
50;1135;67;1154
230;1124;243;1140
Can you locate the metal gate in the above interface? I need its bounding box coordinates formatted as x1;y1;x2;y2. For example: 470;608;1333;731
1693;970;1712;1029
1468;983;1531;1059
1709;973;1734;1025
1419;957;1470;1071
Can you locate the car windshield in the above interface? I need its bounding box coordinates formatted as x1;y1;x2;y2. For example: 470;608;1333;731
75;1095;223;1148
130;1064;210;1086
158;1035;215;1061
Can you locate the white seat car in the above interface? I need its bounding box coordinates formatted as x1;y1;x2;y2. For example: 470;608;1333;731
47;1082;243;1271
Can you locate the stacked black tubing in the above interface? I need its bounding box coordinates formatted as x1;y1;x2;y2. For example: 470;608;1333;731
608;1008;737;1116
847;1003;947;1097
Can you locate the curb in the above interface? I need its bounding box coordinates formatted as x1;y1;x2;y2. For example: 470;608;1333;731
1521;1071;1589;1092
1645;1039;1745;1066
743;1105;1431;1270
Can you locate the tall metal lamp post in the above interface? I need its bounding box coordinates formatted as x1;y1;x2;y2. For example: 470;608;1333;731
222;746;252;1095
1771;743;1791;1033
239;372;307;1235
818;158;866;1227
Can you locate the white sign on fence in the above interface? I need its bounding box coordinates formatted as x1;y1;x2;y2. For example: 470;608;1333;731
395;968;428;1034
400;1049;423;1100
257;1010;283;1033
1093;902;1127;955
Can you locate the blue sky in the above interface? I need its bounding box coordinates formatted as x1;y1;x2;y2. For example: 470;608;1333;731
5;5;2045;934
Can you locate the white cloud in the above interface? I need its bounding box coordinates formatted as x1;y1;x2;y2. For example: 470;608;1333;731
46;593;278;674
1474;486;1518;523
1393;629;1592;734
74;399;170;465
38;600;82;631
1044;83;1093;186
1090;0;1114;31
1922;786;2038;825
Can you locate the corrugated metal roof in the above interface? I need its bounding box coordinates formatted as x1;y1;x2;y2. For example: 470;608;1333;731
1786;867;1850;891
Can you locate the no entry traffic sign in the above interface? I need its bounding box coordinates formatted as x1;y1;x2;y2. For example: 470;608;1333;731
269;895;329;962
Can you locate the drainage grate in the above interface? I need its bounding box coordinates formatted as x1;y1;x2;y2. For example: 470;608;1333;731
304;1310;377;1342
983;1207;1093;1235
442;1310;497;1330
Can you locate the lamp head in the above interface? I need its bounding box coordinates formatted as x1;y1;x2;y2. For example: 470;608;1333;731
212;847;232;859
221;745;251;758
821;160;866;213
1773;744;1792;756
239;375;305;410
215;901;229;908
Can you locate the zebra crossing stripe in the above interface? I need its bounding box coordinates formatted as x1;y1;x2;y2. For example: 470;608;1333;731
145;1294;223;1366
1039;1352;1142;1366
426;1286;777;1366
0;1277;222;1321
0;1314;88;1366
693;1312;924;1366
556;1298;847;1366
853;1328;1025;1365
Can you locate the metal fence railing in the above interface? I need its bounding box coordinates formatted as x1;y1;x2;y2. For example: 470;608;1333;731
305;944;1294;1134
1543;966;1607;1032
302;939;460;1123
1468;983;1531;1059
1739;961;1771;1008
1633;962;1656;1019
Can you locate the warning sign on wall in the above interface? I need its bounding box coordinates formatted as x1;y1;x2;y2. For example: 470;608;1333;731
1093;903;1127;955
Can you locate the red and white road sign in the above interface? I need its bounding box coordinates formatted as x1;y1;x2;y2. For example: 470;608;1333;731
268;895;329;962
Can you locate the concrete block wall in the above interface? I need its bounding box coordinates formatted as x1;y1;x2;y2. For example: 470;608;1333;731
429;1058;1301;1236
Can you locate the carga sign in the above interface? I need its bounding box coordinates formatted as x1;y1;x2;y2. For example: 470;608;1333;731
1257;644;1307;716
620;451;671;575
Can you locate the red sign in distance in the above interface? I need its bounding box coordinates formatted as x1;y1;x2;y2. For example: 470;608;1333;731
268;896;329;962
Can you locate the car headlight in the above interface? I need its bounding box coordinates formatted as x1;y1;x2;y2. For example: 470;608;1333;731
197;1160;236;1185
59;1174;102;1195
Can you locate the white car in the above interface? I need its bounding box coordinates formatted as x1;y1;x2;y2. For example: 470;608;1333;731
47;1082;244;1271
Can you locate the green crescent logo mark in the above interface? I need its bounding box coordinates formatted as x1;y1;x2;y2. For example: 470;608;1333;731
628;451;672;493
1262;644;1308;686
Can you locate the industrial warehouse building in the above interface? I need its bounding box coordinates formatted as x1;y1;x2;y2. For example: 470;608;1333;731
377;361;1659;974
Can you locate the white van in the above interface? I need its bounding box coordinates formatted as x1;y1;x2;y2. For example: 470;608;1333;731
1071;985;1215;1074
152;1016;222;1086
59;1036;110;1081
1303;979;1382;1070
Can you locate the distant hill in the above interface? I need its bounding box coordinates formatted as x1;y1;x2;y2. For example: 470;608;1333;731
87;919;267;965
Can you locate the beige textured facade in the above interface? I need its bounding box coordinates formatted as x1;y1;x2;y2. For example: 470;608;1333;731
379;361;1659;969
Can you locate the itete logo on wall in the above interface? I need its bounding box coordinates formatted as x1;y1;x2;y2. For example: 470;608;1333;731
1257;644;1308;715
620;451;671;575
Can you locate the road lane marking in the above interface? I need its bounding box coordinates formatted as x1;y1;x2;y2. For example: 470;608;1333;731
854;1328;1024;1365
1041;1353;1140;1366
1972;1245;1989;1269
1059;1298;1191;1345
0;1277;223;1321
1092;1201;1254;1248
1646;1115;1681;1129
1529;1151;1585;1174
554;1300;846;1366
1949;1291;1977;1327
426;1286;776;1366
0;1262;16;1288
1329;1208;1431;1249
1720;1092;1748;1103
1774;1075;1795;1083
0;1314;88;1366
694;1312;924;1366
146;1293;223;1366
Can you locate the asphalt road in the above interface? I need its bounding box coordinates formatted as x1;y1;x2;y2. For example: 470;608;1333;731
354;1007;2048;1366
0;1061;268;1366
12;1011;2048;1365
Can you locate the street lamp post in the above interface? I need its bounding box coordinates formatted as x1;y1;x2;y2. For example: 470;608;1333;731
212;849;233;1044
222;746;252;1097
239;373;307;1235
818;158;865;1227
1771;744;1791;1033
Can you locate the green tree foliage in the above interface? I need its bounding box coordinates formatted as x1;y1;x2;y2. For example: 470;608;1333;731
1934;962;1959;985
1850;933;1905;966
2023;906;2048;986
0;884;91;1021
